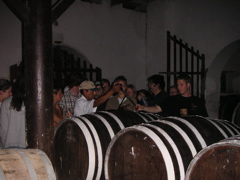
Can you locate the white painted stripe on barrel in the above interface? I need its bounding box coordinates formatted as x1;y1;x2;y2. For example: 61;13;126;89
100;111;125;129
92;114;115;138
35;149;56;180
167;117;207;148
0;166;6;180
134;125;175;180
205;119;228;138
17;149;38;180
71;118;96;180
158;120;197;156
143;124;185;180
135;112;148;122
218;120;240;134
218;121;235;136
140;112;155;121
80;116;103;180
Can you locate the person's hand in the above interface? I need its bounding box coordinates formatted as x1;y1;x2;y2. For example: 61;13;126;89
66;109;73;118
135;104;145;111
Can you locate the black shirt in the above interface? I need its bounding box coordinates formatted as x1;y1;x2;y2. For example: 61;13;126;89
147;90;169;106
161;94;208;117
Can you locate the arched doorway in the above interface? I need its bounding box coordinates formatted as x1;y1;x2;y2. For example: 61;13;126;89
206;40;240;118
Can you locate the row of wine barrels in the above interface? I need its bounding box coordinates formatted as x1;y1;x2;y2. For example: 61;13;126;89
0;149;56;180
54;110;160;180
185;135;240;180
104;116;240;180
218;95;240;123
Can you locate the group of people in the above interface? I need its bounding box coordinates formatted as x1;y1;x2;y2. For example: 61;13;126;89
57;73;208;122
0;73;208;149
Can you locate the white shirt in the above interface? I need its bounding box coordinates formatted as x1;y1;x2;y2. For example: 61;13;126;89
74;95;97;117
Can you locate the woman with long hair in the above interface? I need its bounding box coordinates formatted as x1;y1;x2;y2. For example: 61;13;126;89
0;78;26;148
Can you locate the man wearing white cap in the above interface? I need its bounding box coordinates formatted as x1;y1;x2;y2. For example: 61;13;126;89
74;80;120;116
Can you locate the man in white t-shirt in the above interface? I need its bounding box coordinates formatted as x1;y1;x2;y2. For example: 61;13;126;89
74;80;121;116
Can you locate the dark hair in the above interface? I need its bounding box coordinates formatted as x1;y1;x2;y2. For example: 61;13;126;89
10;78;25;111
53;81;62;94
101;79;110;86
169;85;178;90
137;89;150;97
176;73;192;84
127;84;136;92
113;75;127;84
0;79;12;91
68;75;86;89
147;74;165;90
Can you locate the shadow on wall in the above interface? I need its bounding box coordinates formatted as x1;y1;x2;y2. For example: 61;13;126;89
206;40;240;118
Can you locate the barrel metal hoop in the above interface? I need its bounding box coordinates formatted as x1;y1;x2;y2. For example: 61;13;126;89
166;117;207;148
80;116;103;180
17;149;38;180
143;124;185;180
70;118;96;180
35;149;56;180
100;111;125;129
92;114;115;138
134;126;176;180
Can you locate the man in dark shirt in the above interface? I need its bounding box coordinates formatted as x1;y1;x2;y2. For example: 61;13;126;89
136;73;208;117
146;74;169;107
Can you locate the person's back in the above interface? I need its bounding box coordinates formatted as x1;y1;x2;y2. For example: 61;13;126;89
0;96;26;148
0;78;26;149
0;79;12;108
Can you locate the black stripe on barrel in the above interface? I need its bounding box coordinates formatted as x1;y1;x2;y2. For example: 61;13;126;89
104;116;240;180
54;110;159;180
185;135;240;180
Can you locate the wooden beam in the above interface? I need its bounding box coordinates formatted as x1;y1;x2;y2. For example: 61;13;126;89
3;0;28;22
52;0;76;23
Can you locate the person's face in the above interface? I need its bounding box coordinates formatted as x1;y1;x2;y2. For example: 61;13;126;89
147;81;159;93
0;87;12;102
54;89;63;102
84;90;96;100
116;80;127;95
177;80;190;96
126;88;135;97
96;85;103;97
137;92;145;101
102;82;110;92
169;87;178;96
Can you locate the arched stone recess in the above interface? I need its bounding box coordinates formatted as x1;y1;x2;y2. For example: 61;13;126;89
206;40;240;118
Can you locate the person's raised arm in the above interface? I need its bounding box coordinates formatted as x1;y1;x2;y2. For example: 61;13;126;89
135;104;162;113
94;83;121;107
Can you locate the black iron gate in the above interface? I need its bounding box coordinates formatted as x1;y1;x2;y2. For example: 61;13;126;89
159;31;206;100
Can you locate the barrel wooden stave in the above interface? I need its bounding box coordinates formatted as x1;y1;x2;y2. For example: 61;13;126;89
54;110;159;180
0;149;55;180
185;135;240;180
104;116;240;180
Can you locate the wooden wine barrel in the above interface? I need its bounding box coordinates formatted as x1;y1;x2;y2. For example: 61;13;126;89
232;102;240;126
218;95;240;121
54;110;160;180
104;116;240;180
0;149;56;180
185;135;240;180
